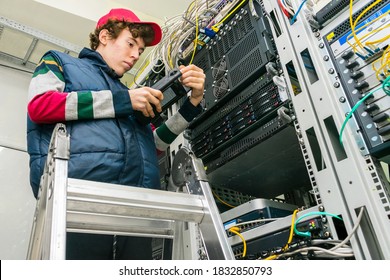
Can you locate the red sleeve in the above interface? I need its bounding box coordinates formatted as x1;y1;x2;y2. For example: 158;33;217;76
28;91;67;124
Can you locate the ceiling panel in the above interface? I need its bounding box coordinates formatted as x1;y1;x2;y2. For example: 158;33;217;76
0;27;33;58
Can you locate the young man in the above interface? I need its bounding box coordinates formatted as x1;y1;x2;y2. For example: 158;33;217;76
27;8;205;259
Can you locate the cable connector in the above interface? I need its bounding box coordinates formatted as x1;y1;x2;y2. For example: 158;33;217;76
211;25;220;33
229;226;247;258
204;27;216;38
229;226;240;232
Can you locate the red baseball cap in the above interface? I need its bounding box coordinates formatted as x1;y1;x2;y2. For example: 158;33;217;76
97;8;162;46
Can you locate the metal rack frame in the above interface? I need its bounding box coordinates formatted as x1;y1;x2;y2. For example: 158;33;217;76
262;0;390;259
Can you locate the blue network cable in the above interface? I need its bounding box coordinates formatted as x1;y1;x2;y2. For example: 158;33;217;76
291;0;307;24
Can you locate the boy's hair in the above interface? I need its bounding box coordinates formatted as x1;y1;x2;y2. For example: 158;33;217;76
89;19;155;50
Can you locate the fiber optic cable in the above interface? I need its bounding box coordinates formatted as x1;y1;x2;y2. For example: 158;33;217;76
366;31;390;48
263;209;299;260
211;0;247;32
283;209;299;251
349;0;382;54
189;0;199;65
211;189;236;208
346;12;390;53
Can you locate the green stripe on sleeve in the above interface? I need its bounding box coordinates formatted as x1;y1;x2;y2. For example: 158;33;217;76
33;54;64;82
77;91;94;119
155;123;178;144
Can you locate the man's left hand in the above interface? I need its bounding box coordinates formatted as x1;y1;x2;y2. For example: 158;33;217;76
179;64;205;106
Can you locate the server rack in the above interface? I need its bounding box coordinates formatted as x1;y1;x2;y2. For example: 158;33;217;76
161;0;390;260
260;0;390;259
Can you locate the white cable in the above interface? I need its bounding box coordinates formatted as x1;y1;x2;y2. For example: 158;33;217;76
274;207;365;259
138;0;244;75
152;0;221;71
277;245;354;259
330;207;365;251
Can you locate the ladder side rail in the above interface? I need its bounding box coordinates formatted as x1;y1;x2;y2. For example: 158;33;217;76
26;166;50;259
172;147;235;260
46;124;70;259
27;123;70;260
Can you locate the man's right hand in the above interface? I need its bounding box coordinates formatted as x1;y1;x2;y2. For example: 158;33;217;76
129;87;163;118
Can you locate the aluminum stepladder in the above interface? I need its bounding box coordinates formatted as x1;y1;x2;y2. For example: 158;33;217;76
27;123;235;260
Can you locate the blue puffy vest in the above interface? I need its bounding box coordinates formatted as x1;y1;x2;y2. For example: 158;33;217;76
27;48;161;198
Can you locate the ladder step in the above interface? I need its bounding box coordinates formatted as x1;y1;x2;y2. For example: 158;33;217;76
67;178;205;237
67;211;175;238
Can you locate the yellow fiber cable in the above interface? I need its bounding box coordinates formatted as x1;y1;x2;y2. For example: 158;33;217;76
348;20;389;51
264;255;278;260
353;0;382;30
350;0;382;52
376;60;390;80
211;189;235;208
283;209;299;251
366;32;390;47
372;44;390;75
189;0;199;65
167;41;173;69
229;226;247;258
129;60;150;88
346;9;389;52
186;0;196;16
212;0;247;30
375;45;390;79
349;0;361;52
262;209;299;260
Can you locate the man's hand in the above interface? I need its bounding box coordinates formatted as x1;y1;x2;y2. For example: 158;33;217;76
129;87;163;118
179;64;205;106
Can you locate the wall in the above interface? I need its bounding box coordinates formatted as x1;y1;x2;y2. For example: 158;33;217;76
0;61;36;259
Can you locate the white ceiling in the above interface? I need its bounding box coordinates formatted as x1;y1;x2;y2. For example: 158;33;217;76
0;0;194;45
0;0;194;83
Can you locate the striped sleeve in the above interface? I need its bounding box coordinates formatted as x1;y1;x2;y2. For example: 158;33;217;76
27;53;132;124
154;97;202;151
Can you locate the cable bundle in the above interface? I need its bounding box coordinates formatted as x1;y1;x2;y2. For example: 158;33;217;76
134;0;223;80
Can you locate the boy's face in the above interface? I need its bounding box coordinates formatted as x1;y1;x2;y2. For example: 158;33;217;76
98;28;146;76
